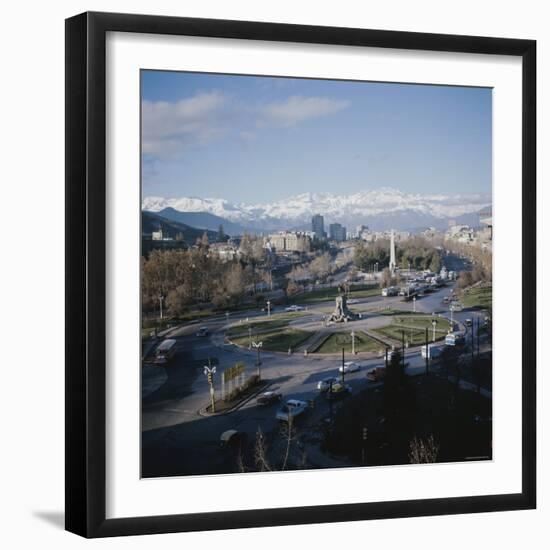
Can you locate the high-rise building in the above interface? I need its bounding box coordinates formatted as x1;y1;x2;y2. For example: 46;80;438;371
311;214;325;239
268;232;311;253
329;223;347;242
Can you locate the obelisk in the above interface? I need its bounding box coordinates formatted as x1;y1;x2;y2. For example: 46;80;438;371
389;229;396;274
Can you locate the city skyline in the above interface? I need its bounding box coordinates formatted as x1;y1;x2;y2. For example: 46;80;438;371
142;71;492;203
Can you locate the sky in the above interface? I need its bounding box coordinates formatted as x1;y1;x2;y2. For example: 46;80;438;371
141;70;492;203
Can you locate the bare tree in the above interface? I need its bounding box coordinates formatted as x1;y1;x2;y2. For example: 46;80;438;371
380;267;392;289
253;428;272;472
409;435;439;464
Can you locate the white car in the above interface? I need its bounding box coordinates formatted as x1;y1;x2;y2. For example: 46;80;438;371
317;376;339;392
347;298;359;304
276;399;308;421
338;361;360;374
285;305;304;312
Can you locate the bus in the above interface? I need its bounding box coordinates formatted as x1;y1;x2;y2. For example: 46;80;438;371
153;339;177;365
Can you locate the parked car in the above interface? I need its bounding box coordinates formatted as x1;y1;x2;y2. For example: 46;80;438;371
317;376;339;392
219;429;246;448
381;286;398;297
196;326;209;337
387;348;399;361
285;305;304;312
276;399;308;422
325;382;352;400
445;332;465;346
256;390;282;406
338;361;360;374
367;367;386;381
347;298;359;304
153;339;177;365
421;344;443;360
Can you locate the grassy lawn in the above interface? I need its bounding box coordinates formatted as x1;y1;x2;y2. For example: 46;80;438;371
230;328;312;352
314;331;384;354
293;284;379;305
226;312;307;339
462;285;492;312
372;315;448;346
379;309;422;316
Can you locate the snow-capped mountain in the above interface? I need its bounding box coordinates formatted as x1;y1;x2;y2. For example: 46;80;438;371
142;187;491;232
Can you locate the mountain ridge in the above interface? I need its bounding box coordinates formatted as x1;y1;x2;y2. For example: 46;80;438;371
142;188;491;232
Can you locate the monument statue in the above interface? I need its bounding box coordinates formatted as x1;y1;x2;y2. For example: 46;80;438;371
328;293;357;323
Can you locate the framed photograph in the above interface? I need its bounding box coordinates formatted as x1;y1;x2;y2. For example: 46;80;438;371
65;11;536;538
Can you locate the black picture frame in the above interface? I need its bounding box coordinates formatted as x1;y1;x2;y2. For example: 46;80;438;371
65;11;536;538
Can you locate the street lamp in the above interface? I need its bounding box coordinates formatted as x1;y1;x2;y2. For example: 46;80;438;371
252;340;263;378
424;326;429;376
432;319;438;342
203;363;217;413
158;293;165;320
351;330;356;355
266;300;271;317
413;296;416;313
401;329;405;371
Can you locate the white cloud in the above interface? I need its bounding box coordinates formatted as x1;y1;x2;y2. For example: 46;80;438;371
142;92;351;159
142;91;228;158
257;95;350;127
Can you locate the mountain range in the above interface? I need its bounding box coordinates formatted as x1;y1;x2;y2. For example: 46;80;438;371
142;187;491;234
142;211;218;242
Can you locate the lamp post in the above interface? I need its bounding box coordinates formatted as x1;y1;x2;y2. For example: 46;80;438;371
401;329;405;371
432;319;438;342
425;327;429;376
341;347;346;385
351;330;356;355
413;296;416;313
252;340;263;379
203;362;217;413
158;293;165;320
266;300;271;318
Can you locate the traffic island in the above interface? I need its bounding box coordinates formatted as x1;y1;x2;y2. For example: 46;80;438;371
199;376;270;416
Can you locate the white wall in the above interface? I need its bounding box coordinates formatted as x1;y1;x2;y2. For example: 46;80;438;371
0;1;546;548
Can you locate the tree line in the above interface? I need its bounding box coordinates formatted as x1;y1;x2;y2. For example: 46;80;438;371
142;233;270;318
354;236;442;273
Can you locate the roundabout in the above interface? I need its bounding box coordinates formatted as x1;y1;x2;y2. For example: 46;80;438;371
223;291;453;358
